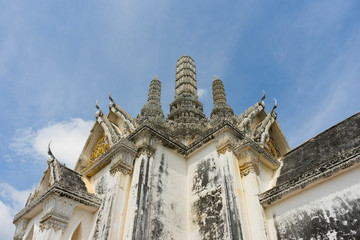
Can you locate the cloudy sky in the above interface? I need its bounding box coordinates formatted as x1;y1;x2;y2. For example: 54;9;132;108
1;1;360;239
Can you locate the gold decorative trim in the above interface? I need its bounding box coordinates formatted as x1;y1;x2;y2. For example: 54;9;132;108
89;136;110;165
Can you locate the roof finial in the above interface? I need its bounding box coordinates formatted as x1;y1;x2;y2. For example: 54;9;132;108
260;90;266;102
214;75;219;80
47;141;55;161
96;99;100;110
271;98;277;113
154;75;159;80
109;91;114;102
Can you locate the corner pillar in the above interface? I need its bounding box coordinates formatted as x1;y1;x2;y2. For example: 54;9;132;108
13;219;29;240
108;145;136;239
38;195;79;240
235;148;267;240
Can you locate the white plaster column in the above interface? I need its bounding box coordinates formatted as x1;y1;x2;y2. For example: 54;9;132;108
237;149;267;240
108;168;132;239
13;219;29;240
123;149;155;240
37;195;79;240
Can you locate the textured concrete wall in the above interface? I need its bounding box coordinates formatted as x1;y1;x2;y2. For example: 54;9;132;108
188;144;243;240
148;145;187;240
266;166;360;239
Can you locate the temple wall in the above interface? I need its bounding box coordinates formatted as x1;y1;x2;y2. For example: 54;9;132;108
148;145;187;239
258;161;276;192
265;165;360;239
123;145;188;240
187;143;243;240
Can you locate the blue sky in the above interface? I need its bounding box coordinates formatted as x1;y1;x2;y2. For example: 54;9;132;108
1;1;360;238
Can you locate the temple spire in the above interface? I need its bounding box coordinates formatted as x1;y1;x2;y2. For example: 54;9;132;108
137;77;164;123
168;56;206;124
174;56;198;97
210;76;235;122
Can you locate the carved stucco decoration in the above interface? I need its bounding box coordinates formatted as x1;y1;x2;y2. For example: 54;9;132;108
134;130;159;157
238;91;266;134
215;129;239;155
236;148;260;177
40;195;79;232
109;141;137;176
95;101;120;146
109;92;137;134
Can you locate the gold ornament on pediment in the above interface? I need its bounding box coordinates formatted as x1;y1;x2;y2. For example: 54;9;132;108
89;136;110;165
265;137;280;159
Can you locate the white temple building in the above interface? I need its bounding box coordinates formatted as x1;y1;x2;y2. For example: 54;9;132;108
13;56;360;239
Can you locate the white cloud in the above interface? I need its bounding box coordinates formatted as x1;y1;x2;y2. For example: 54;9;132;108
10;118;93;169
0;183;33;240
198;88;208;100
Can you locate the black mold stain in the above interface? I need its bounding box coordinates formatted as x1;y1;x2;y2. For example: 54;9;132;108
92;187;114;240
193;188;225;239
275;194;360;239
151;153;171;239
223;163;243;240
192;158;218;194
95;176;106;195
132;156;152;240
192;158;225;240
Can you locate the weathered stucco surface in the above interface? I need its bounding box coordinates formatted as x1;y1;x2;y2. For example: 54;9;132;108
12;56;359;240
267;166;360;239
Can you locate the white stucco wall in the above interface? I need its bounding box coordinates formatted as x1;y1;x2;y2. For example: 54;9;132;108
265;165;360;239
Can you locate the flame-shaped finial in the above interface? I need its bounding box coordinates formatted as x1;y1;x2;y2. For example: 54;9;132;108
96;99;100;110
47;141;55;161
271;98;277;113
260;90;266;102
109;91;114;102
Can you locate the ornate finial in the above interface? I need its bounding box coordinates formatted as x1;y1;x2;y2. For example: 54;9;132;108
109;91;114;102
260;90;266;102
96;99;100;110
47;141;55;160
214;75;219;80
154;75;159;80
271;98;277;113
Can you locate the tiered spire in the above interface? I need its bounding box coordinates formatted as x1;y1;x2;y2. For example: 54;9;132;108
174;56;198;97
210;77;235;121
137;77;164;124
167;56;206;124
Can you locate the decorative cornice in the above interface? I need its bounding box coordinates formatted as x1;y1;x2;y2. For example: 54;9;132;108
81;139;137;177
259;145;360;207
110;160;133;176
128;120;246;156
240;161;260;177
235;148;260;177
13;183;101;223
39;213;70;232
234;138;280;170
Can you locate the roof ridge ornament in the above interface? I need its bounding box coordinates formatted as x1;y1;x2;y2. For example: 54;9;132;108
109;91;114;103
96;99;100;110
271;98;277;114
47;141;56;163
260;90;266;102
